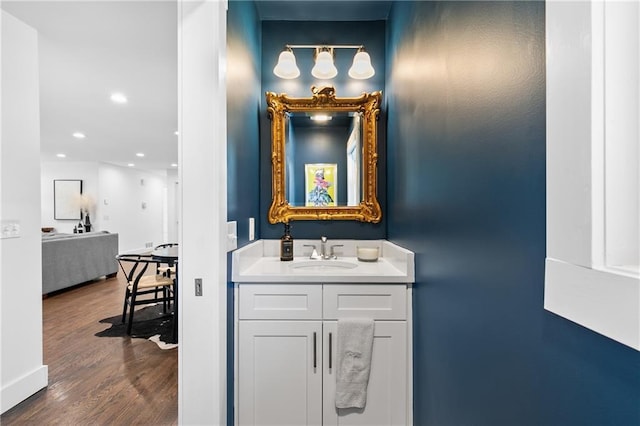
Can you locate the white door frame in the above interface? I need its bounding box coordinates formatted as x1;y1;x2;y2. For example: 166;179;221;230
178;0;228;424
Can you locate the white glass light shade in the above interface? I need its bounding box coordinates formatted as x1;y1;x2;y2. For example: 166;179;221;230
273;50;300;79
348;51;375;79
312;50;338;79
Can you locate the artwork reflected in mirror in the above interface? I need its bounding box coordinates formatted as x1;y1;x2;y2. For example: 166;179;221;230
267;86;381;223
305;163;337;207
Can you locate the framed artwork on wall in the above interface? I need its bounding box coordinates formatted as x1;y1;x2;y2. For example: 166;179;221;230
54;179;83;220
305;163;337;207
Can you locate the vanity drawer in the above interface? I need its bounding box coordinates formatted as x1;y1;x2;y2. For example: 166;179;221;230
323;284;407;320
239;284;322;320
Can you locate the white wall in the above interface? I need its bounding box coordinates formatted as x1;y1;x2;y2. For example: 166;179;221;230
98;163;166;252
41;161;168;252
0;11;48;414
41;161;98;233
166;168;179;243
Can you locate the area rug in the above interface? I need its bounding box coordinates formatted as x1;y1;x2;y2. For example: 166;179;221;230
95;304;177;350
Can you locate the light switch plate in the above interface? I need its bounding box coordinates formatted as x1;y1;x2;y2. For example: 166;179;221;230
227;221;237;251
249;217;255;241
0;220;21;239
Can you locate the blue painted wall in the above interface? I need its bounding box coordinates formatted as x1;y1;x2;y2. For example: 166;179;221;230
386;2;640;424
228;0;261;246
227;2;261;424
260;20;387;240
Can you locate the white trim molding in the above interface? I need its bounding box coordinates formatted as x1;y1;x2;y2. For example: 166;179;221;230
0;366;48;414
178;0;228;424
545;0;640;351
545;259;639;349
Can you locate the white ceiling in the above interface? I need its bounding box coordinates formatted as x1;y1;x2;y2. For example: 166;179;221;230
1;1;178;173
1;0;390;173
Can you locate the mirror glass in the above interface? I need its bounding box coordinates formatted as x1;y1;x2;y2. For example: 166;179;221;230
284;111;362;207
267;86;381;223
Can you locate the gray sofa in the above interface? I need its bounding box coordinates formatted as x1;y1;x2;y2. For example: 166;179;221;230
42;231;119;294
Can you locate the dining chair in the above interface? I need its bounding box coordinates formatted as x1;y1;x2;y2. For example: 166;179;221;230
116;253;175;335
154;243;178;278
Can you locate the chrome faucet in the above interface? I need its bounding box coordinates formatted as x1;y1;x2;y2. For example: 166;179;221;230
320;236;343;260
320;236;328;259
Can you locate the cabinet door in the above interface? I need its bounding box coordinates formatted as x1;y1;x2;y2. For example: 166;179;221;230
238;321;323;426
323;321;407;426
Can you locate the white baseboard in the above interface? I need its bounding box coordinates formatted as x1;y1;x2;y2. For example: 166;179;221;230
1;365;48;414
544;258;640;350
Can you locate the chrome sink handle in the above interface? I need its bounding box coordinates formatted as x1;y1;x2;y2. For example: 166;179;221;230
303;244;320;259
329;244;344;260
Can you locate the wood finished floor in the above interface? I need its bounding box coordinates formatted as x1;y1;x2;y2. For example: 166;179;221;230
0;272;178;425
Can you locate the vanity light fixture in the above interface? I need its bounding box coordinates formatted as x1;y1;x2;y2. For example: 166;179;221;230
273;47;300;79
348;48;375;79
274;45;375;80
311;47;338;79
310;114;332;122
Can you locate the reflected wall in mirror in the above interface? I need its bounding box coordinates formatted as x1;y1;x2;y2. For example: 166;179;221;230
267;86;381;223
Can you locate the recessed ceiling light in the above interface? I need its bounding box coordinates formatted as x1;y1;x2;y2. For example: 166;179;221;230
171;163;178;167
110;92;128;104
136;152;145;157
128;163;135;167
72;132;86;139
174;131;179;136
56;153;66;158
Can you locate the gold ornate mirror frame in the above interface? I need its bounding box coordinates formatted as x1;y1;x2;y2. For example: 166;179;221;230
266;86;382;223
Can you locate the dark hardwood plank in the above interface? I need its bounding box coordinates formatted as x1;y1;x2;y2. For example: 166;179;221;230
1;272;178;425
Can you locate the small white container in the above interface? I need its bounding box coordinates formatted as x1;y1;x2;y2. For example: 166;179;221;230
357;246;379;262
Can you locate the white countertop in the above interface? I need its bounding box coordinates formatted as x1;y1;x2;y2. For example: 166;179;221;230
232;239;415;283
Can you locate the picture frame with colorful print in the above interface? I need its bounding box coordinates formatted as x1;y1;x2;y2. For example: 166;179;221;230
305;163;337;207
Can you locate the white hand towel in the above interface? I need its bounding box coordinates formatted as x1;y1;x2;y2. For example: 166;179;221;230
335;318;374;409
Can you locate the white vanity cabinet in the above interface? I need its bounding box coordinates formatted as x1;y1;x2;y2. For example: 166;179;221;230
322;320;407;426
236;283;411;426
238;320;323;425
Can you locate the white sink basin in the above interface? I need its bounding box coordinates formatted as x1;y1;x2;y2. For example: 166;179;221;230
290;260;359;270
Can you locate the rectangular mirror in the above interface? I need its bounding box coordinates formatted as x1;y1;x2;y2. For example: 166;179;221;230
285;111;362;207
267;86;381;223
